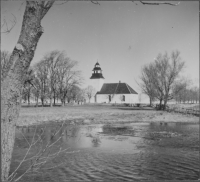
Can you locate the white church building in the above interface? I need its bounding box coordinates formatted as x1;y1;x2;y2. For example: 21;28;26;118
89;62;138;104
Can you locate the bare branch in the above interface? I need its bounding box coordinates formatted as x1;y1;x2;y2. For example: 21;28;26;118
9;123;69;181
1;13;17;34
8;126;38;181
131;1;138;5
39;0;55;19
140;1;180;6
18;2;25;11
54;1;69;5
19;129;31;147
41;150;80;170
1;19;6;29
91;1;100;5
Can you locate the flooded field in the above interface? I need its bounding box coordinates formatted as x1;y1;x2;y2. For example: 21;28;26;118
11;122;199;181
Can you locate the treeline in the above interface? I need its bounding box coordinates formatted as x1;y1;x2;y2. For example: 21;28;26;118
138;50;199;109
174;84;199;104
1;50;96;106
23;50;85;106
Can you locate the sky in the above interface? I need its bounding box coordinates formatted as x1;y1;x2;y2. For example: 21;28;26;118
1;1;199;99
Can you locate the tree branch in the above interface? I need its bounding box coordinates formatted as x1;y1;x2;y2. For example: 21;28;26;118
140;1;180;6
40;0;55;20
54;1;69;5
91;1;100;5
1;13;17;34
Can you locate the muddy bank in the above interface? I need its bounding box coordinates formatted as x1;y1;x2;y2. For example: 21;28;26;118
16;105;199;127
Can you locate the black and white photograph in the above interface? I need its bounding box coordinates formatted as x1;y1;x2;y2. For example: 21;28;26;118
1;1;199;181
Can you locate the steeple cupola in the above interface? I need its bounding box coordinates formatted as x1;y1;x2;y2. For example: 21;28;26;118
90;62;104;79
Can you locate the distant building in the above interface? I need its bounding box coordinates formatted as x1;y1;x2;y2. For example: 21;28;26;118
89;62;138;104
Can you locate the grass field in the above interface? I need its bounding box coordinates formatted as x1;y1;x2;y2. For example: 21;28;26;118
17;104;199;126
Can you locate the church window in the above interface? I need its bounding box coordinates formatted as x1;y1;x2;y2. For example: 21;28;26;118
109;95;111;102
122;95;125;101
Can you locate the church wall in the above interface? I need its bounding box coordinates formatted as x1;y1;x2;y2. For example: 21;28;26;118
96;94;138;104
95;94;109;103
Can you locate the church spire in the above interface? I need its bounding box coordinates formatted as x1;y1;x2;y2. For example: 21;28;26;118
90;62;104;79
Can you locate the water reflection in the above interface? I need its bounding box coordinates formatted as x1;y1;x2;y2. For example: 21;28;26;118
101;124;135;136
12;122;199;181
91;136;101;147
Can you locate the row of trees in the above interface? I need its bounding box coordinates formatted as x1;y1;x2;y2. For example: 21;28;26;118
1;50;97;107
138;50;199;109
23;50;83;106
174;82;199;104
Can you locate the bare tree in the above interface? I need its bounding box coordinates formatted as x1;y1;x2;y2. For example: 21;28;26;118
172;77;191;103
74;86;87;104
152;51;185;109
1;2;55;181
56;54;82;106
21;68;36;105
77;88;87;104
66;85;82;103
137;63;156;106
192;86;199;103
32;51;82;107
40;50;61;107
183;86;199;104
31;76;41;107
34;61;49;106
22;81;32;105
85;85;96;103
139;51;185;109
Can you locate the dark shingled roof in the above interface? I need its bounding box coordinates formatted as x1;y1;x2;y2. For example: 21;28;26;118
97;83;138;94
90;73;104;79
90;62;104;79
92;67;102;71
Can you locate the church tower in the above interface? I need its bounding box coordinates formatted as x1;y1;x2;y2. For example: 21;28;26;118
90;62;105;92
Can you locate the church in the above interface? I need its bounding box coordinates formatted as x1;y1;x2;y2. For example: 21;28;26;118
89;62;138;104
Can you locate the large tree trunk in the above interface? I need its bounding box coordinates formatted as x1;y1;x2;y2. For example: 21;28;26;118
149;97;152;107
159;99;163;110
35;96;39;107
163;99;168;110
1;2;54;181
1;77;21;182
41;97;44;106
50;95;53;107
60;97;64;107
28;94;30;105
53;91;56;105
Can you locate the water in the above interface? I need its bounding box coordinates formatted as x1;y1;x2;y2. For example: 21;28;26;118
11;122;199;181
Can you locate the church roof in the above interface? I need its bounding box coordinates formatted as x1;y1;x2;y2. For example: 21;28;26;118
97;82;138;95
90;73;104;79
90;61;104;79
92;67;102;71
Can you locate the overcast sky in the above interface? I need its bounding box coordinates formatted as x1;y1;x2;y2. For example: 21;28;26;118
1;1;199;94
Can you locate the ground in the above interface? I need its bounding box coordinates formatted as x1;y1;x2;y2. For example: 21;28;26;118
17;104;199;126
